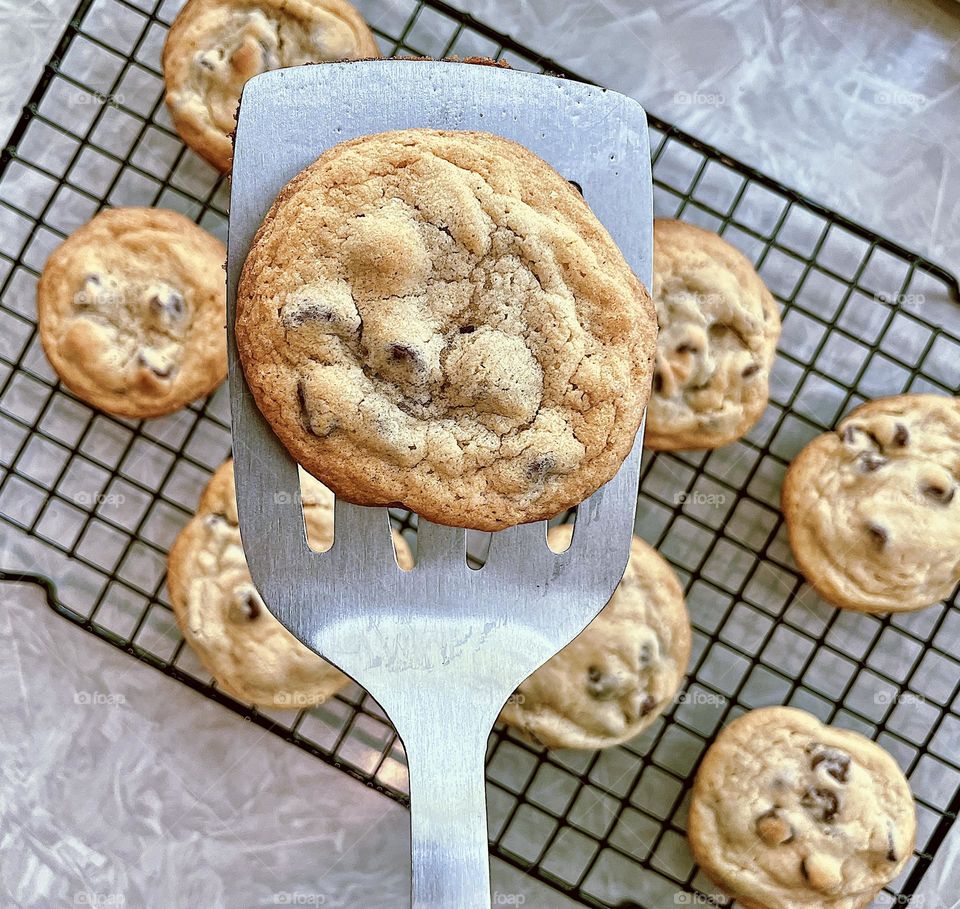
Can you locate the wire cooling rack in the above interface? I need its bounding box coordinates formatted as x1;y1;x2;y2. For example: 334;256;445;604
2;0;959;906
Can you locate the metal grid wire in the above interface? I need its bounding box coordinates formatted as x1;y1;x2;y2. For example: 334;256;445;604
1;0;959;906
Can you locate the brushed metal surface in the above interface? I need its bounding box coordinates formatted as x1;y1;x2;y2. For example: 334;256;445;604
227;60;652;909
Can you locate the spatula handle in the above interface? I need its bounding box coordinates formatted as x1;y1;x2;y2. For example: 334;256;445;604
405;722;492;908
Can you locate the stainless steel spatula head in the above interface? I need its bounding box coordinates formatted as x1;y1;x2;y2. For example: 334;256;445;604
227;60;652;909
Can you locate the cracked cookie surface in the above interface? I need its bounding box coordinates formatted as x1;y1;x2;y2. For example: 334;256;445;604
499;525;690;749
37;207;226;419
648;219;780;450
167;459;412;708
162;0;380;172
688;707;915;909
236;129;656;531
783;393;960;613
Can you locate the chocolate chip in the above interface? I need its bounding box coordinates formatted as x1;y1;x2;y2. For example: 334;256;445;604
809;745;851;783
801;786;839;823
638;694;657;716
866;522;888;548
859;452;887;472
296;380;313;434
755;808;795;846
921;481;955;505
886;826;897;862
893;423;910;447
150;288;185;321
459;325;476;334
137;351;174;378
76;274;102;306
282;303;336;328
389;344;415;359
387;343;425;374
638;642;653;668
234;591;260;621
587;666;619;700
526;456;556;479
296;380;338;438
741;362;760;378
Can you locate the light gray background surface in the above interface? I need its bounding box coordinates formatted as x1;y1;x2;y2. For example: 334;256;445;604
1;1;958;907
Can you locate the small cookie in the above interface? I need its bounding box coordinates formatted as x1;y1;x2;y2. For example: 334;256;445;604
499;525;690;749
783;394;960;613
647;219;780;450
37;207;226;419
689;707;916;909
167;460;413;708
236;129;656;531
162;0;380;172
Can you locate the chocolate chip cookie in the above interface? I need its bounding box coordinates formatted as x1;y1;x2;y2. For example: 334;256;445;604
783;394;960;613
689;707;915;909
648;219;780;450
167;459;413;708
499;525;690;749
37;207;226;419
162;0;380;172
236;129;657;531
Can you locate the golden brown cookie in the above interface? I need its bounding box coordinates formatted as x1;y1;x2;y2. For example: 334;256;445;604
648;219;780;450
162;0;380;172
236;129;657;531
499;525;690;749
167;459;412;709
688;707;916;909
37;207;226;419
783;393;960;613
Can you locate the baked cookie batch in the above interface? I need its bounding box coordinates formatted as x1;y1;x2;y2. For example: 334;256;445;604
783;394;960;613
649;219;780;450
689;708;915;909
30;1;953;905
235;128;657;530
500;525;691;750
37;207;227;418
162;0;380;171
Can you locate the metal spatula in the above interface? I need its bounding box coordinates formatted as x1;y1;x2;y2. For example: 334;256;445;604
226;60;652;909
